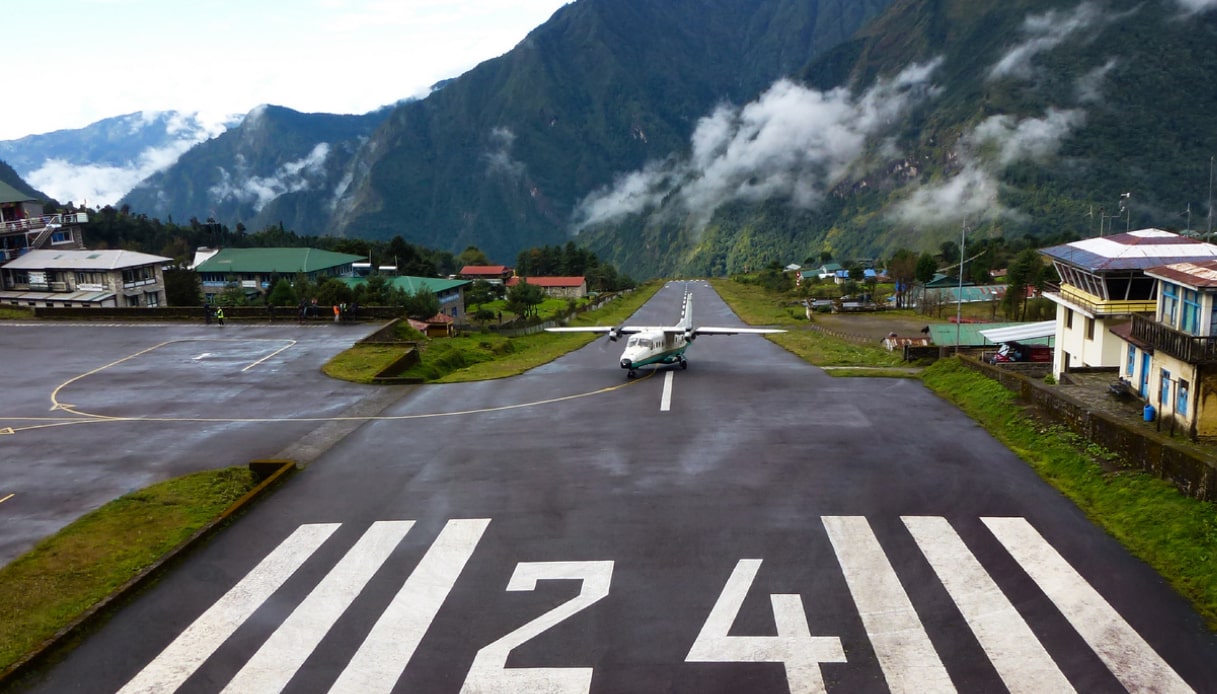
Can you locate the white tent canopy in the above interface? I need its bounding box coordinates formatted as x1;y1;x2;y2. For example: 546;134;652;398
979;321;1056;343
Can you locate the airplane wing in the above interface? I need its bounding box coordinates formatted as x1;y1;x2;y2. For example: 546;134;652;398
689;326;786;336
545;325;648;334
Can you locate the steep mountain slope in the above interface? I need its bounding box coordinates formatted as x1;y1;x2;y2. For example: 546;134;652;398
115;0;1217;278
579;0;1217;274
332;0;894;261
118;0;893;264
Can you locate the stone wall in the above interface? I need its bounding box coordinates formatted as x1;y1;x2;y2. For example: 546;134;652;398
959;357;1217;502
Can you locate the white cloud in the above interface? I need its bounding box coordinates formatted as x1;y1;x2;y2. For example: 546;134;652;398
988;2;1108;81
209;143;332;211
26;136;206;207
1174;0;1217;14
573;60;943;233
891;108;1086;227
1075;59;1118;102
484;127;526;178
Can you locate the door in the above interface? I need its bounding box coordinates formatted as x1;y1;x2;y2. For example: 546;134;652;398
1140;353;1151;397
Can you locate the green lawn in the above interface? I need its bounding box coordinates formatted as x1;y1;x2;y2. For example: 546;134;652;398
324;283;663;384
0;467;259;673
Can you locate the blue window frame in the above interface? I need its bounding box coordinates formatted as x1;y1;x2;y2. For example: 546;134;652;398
1178;378;1190;416
1182;289;1201;334
1126;344;1136;379
1162;283;1179;327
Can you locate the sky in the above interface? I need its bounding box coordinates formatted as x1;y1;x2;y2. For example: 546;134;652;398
3;0;571;141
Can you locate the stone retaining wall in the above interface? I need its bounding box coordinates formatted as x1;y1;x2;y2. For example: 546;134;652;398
959;357;1217;502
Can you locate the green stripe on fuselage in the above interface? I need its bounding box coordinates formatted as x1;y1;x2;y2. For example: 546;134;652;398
625;346;688;369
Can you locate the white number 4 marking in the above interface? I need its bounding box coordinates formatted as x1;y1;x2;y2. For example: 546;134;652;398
461;560;615;694
686;559;846;694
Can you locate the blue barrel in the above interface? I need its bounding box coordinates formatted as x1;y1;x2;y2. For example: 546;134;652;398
1144;404;1156;422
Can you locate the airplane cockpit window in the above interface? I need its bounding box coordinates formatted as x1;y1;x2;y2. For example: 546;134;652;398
628;336;640;347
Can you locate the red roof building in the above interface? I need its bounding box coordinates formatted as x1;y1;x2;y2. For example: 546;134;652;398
505;276;587;299
458;265;513;283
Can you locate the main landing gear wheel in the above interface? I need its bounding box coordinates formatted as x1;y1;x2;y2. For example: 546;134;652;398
627;369;637;379
680;356;688;370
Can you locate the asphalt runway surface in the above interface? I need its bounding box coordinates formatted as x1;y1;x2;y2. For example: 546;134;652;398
7;282;1217;693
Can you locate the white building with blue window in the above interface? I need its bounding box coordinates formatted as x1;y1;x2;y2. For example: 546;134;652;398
1040;229;1217;386
1124;259;1217;437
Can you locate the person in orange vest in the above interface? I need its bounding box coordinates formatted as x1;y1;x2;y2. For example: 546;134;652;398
333;304;340;323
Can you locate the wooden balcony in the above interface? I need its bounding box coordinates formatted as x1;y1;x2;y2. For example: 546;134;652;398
1131;313;1217;364
1048;288;1156;317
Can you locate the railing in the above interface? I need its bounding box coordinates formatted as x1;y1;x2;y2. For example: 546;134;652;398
1131;313;1217;364
1045;289;1156;317
1;212;88;235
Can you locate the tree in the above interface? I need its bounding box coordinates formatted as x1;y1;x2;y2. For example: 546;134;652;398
458;246;490;268
506;279;545;320
915;253;938;284
887;249;918;309
267;278;297;306
163;268;201;306
402;287;441;320
464;279;496;310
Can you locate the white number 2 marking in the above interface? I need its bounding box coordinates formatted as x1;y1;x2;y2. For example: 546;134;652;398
686;559;846;694
460;560;615;694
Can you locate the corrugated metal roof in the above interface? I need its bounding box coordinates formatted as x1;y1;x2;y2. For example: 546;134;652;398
2;249;169;270
506;276;585;287
928;322;1053;347
195;248;364;274
1040;229;1217;271
0;289;115;302
979;321;1056;343
340;276;470;293
1144;260;1217;288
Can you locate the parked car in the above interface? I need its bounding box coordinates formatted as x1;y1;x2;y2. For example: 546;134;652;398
990;341;1052;363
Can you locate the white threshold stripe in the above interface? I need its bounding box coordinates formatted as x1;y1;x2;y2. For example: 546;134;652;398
983;516;1192;686
330;518;492;694
221;521;415;693
822;516;954;694
660;371;674;411
118;523;340;694
982;517;1195;694
902;516;1074;694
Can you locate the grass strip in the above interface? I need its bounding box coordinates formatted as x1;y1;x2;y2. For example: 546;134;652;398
921;358;1217;627
709;278;907;368
325;282;664;384
0;467;258;672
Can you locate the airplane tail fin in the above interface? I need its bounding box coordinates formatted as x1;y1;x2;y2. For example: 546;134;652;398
680;286;693;333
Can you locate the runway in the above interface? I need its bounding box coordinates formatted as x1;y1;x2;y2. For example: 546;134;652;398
8;282;1217;692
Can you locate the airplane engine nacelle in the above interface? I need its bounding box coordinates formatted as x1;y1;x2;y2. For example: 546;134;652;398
608;328;621;342
684;330;696;342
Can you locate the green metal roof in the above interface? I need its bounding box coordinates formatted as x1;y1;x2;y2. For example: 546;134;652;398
341;276;470;293
0;180;38;204
928;322;1053;347
195;248;365;273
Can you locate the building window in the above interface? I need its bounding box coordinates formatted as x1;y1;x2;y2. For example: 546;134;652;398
1086;317;1095;340
1126;344;1135;379
1163;283;1179;327
51;230;71;244
145;291;160;307
1178;378;1190;416
127;294;140;307
1182;289;1201;334
1066;309;1073;329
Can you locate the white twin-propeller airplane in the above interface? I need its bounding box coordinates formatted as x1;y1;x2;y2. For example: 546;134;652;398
546;286;785;378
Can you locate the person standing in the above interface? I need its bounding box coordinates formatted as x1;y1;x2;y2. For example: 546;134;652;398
216;306;225;326
203;303;212;325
